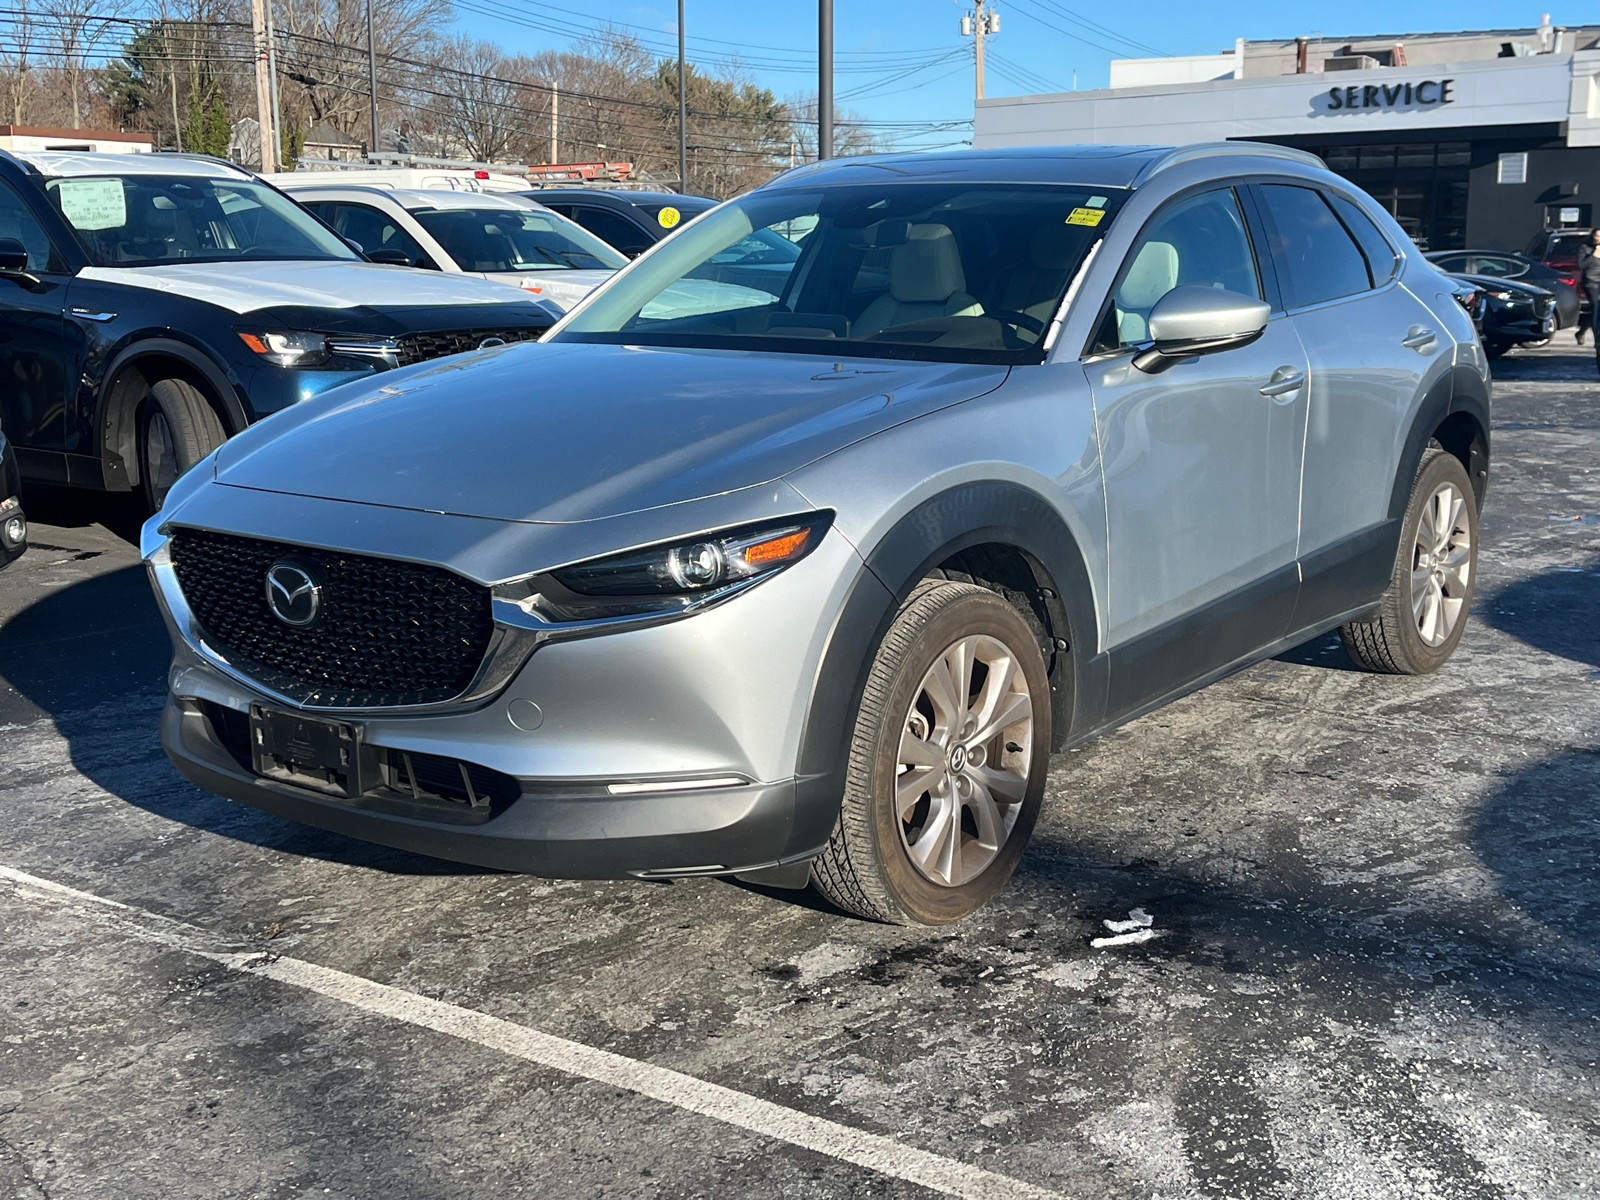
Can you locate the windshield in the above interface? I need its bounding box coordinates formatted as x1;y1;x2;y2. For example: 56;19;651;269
45;174;358;267
551;183;1126;363
410;205;627;272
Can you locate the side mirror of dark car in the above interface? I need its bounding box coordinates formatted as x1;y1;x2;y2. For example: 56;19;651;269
366;249;414;266
0;237;42;290
1134;286;1271;374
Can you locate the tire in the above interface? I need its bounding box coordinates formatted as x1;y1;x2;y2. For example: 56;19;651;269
811;581;1051;925
1484;341;1509;360
138;378;225;513
1339;447;1478;675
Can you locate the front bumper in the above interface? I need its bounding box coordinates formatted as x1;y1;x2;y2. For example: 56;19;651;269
160;695;808;877
148;515;863;877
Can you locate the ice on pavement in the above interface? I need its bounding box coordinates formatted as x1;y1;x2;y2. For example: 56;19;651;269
1102;908;1153;934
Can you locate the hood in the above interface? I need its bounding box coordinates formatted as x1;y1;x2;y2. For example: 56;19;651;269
492;269;614;310
78;260;536;314
212;342;1007;523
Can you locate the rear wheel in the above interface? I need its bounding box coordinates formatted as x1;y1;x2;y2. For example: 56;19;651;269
1340;447;1477;675
811;581;1050;924
138;378;225;513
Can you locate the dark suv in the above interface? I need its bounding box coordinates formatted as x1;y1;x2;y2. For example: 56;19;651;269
525;189;717;257
0;150;561;510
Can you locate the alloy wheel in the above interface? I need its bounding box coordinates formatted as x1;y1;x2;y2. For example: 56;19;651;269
1410;480;1472;647
895;633;1035;887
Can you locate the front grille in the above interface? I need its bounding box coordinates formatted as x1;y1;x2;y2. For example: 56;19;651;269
170;529;493;707
395;327;543;367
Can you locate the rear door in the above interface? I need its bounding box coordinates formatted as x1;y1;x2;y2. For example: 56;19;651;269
1252;182;1453;620
1084;184;1310;711
0;177;74;481
561;205;655;258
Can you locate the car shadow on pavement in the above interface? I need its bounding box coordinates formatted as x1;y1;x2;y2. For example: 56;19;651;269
20;482;148;547
0;564;493;876
1481;555;1600;670
1474;749;1600;954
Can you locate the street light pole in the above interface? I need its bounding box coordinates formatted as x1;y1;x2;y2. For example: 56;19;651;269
677;0;688;192
818;0;832;159
366;0;379;155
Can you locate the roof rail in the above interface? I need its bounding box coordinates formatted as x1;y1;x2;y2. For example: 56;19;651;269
151;149;259;179
1133;141;1325;186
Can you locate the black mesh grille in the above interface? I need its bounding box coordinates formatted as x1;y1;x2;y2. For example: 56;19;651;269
396;327;543;367
170;528;493;707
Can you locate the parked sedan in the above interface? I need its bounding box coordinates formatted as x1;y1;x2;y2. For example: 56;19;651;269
1425;250;1579;328
147;143;1487;925
1448;272;1556;357
286;185;628;311
0;416;25;568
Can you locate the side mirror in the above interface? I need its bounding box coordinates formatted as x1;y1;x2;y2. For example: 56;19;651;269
344;236;365;254
366;249;413;266
1133;286;1271;373
0;237;27;271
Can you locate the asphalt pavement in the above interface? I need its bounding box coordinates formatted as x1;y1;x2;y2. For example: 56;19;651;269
2;339;1598;1200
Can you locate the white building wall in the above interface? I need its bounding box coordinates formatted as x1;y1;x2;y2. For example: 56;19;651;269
1109;54;1236;88
975;53;1577;148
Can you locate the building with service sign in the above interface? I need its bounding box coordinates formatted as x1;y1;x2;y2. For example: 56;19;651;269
974;20;1600;251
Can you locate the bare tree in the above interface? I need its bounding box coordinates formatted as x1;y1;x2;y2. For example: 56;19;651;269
0;0;38;124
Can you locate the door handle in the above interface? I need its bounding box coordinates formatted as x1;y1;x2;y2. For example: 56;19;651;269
1402;325;1438;351
1259;367;1305;397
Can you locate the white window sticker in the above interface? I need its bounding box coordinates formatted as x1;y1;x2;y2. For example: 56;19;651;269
55;178;127;231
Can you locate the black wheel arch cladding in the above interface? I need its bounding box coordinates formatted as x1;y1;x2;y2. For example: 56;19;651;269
792;481;1100;848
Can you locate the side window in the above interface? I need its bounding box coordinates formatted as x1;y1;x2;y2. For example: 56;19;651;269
568;206;654;257
1471;255;1521;279
1431;254;1469;273
327;203;431;267
0;179;67;273
1258;184;1371;308
1104;187;1261;349
1327;193;1398;286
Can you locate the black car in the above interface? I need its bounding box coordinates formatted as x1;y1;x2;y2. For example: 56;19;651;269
1448;272;1556;358
0;150;562;510
1426;250;1580;328
0;415;25;567
523;189;719;257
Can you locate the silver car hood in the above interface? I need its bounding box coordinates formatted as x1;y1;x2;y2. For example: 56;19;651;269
212;342;1007;523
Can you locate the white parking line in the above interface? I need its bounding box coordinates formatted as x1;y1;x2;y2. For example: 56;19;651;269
1;865;1069;1200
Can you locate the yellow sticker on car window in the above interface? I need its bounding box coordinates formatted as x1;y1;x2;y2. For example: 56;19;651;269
1065;207;1105;227
658;206;681;229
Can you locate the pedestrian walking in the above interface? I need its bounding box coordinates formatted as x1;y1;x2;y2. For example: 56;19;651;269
1578;228;1600;350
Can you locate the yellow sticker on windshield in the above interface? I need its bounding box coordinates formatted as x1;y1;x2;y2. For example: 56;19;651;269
658;206;681;229
1066;207;1105;227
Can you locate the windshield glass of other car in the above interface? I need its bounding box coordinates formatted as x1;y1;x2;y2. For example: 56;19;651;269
410;206;627;271
552;183;1127;363
44;175;358;266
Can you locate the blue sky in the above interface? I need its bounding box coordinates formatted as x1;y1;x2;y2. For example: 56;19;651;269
450;2;1579;148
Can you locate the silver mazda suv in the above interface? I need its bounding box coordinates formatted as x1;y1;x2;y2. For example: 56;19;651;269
144;143;1488;924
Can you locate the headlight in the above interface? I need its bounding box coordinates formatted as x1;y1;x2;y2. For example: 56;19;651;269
496;513;832;622
238;330;329;368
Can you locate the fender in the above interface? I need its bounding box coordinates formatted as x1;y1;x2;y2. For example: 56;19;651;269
1390;362;1490;521
791;480;1105;847
95;337;248;491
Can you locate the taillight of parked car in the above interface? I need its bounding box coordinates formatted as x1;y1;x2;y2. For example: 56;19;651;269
1559;275;1578;289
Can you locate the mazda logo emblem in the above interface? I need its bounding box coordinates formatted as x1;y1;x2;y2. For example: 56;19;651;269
265;561;324;627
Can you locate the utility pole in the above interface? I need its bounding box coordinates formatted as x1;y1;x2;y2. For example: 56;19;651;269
366;0;379;154
549;85;559;164
249;0;273;169
818;0;832;158
677;0;687;192
265;0;282;167
961;3;999;101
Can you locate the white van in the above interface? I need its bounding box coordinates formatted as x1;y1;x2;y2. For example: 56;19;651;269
260;167;530;194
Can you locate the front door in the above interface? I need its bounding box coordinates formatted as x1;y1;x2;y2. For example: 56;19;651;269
1251;182;1454;619
0;178;72;481
1084;185;1309;714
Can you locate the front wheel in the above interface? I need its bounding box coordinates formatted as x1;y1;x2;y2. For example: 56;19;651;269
138;378;225;513
1340;447;1478;674
811;581;1051;924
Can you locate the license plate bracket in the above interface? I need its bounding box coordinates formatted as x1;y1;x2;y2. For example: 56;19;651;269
250;705;372;799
